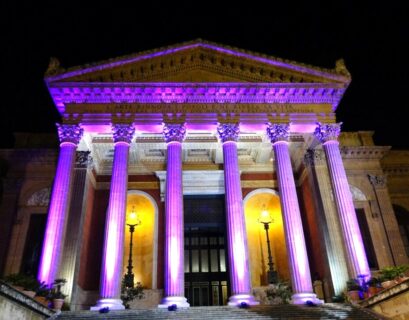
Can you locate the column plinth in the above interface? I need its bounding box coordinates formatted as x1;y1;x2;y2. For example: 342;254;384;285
38;124;83;287
92;124;135;311
267;123;321;305
315;123;370;278
159;124;189;308
218;123;259;307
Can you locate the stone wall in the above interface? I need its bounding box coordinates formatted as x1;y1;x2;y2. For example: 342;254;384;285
0;281;54;320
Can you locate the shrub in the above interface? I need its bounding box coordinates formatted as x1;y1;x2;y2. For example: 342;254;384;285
120;278;144;309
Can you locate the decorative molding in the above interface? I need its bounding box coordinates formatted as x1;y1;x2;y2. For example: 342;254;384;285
26;187;51;206
112;123;135;144
340;146;390;159
50;83;346;113
163;123;186;143
75;151;91;168
368;174;387;188
314;122;341;143
266;123;290;143
217;123;240;143
350;185;367;201
57;123;83;145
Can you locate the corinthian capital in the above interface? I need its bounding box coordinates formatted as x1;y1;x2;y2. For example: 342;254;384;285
314;122;342;143
217;123;240;143
266;123;290;144
163;123;186;143
112;123;135;144
368;174;387;188
57;123;83;145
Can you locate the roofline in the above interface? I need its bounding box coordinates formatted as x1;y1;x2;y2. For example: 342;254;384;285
45;39;350;83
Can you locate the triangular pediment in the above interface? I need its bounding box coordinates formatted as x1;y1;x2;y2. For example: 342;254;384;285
45;40;350;85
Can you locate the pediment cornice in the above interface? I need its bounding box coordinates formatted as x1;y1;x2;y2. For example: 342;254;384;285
45;40;350;85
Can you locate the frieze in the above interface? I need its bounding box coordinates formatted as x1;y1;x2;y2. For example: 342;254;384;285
66;102;329;115
340;146;390;159
52;83;345;113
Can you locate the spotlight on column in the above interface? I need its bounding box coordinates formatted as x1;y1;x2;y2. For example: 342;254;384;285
124;206;141;288
258;205;278;284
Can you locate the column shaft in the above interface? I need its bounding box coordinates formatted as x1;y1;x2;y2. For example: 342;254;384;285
323;141;370;277
223;141;252;297
98;143;129;308
274;142;315;296
38;142;77;286
159;123;189;308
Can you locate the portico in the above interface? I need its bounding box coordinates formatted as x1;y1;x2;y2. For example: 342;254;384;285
33;40;392;310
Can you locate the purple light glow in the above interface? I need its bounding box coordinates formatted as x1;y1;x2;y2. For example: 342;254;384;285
315;123;370;278
159;124;189;308
49;83;345;114
92;125;134;311
38;125;82;286
217;124;258;307
267;123;321;305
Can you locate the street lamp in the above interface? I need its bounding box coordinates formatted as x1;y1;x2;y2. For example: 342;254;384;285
258;206;278;284
124;206;141;288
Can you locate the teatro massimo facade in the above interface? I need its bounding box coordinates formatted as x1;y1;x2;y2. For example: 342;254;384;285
1;40;409;311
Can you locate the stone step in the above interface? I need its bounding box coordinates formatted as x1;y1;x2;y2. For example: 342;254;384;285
55;304;385;320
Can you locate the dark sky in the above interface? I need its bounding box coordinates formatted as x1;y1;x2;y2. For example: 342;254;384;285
2;2;408;148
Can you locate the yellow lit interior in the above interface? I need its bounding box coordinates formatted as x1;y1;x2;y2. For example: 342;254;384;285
244;192;289;287
123;193;155;288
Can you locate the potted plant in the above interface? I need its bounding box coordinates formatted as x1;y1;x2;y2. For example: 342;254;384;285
346;278;362;302
49;278;67;311
34;282;50;306
378;265;409;289
365;277;380;297
2;273;40;298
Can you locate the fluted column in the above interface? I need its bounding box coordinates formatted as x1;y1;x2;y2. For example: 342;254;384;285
315;123;370;278
91;124;135;311
266;123;320;304
368;174;409;265
38;124;83;286
217;123;258;307
159;123;190;308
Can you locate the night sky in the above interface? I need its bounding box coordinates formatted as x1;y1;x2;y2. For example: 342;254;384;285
2;2;408;148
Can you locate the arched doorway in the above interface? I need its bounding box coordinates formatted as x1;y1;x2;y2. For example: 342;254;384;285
124;191;158;289
243;189;289;287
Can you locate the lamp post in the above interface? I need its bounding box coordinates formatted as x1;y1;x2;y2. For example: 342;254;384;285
124;206;141;288
258;206;278;284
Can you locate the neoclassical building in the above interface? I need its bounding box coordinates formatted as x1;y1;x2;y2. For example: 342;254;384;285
1;40;409;310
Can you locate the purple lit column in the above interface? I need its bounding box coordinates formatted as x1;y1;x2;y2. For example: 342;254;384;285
159;123;190;308
315;123;370;278
266;123;321;305
38;124;83;286
217;123;258;307
91;124;135;311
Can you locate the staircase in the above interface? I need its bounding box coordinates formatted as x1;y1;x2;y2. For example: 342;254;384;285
55;304;386;319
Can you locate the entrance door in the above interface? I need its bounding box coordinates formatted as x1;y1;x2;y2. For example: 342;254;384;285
184;195;229;306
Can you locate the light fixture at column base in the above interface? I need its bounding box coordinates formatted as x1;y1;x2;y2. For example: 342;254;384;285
291;293;324;305
158;296;190;308
228;294;260;307
90;298;125;311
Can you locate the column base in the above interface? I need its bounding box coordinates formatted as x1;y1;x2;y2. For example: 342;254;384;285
228;294;260;307
90;298;125;311
291;293;324;305
158;296;190;308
